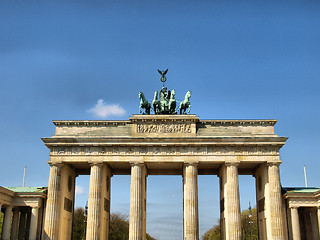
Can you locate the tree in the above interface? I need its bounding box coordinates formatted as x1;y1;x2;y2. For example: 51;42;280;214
0;211;3;237
146;233;157;240
109;213;129;240
72;208;157;240
201;207;258;240
201;221;221;240
72;207;86;240
241;206;258;240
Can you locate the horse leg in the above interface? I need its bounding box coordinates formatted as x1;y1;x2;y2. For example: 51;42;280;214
188;105;191;113
147;104;151;114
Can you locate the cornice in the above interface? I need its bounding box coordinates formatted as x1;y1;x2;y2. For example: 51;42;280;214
15;192;47;199
53;120;130;127
48;145;281;157
199;119;277;126
42;136;287;150
52;119;277;127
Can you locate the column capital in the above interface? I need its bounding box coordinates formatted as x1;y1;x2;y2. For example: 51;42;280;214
129;161;145;167
48;161;64;168
89;161;104;167
5;205;13;210
225;161;240;167
183;162;198;167
290;206;299;210
267;161;281;167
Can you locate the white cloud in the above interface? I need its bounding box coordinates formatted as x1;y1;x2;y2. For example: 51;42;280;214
88;99;126;118
75;186;84;195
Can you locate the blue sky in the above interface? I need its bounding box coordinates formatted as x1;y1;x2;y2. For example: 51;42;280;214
1;0;320;239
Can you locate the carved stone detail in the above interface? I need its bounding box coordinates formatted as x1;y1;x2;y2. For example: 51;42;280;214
137;123;191;133
51;145;280;156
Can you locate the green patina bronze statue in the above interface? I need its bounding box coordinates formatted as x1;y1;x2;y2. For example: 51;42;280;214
139;92;151;114
179;90;191;114
139;69;191;115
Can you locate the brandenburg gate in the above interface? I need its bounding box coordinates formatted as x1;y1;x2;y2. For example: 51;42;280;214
42;114;287;240
41;71;288;240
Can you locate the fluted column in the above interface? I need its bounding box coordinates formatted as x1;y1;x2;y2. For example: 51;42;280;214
129;163;146;240
183;163;199;240
2;206;13;240
29;207;39;240
10;207;20;240
18;210;26;240
317;207;320;239
225;163;241;240
86;163;103;240
290;207;301;240
310;208;319;240
44;163;62;240
267;162;285;239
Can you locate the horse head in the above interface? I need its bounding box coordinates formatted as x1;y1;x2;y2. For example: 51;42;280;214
170;89;176;100
185;91;191;100
153;91;158;100
139;92;144;100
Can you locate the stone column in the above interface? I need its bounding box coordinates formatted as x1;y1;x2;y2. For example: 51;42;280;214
183;163;199;240
2;206;13;240
267;162;285;240
29;207;39;240
25;209;32;239
129;163;146;240
290;207;301;240
86;163;103;240
317;207;320;239
18;210;26;240
44;163;62;240
225;163;241;240
10;207;20;240
310;208;319;240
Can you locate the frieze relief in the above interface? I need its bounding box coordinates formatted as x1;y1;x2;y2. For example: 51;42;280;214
51;145;279;156
136;123;191;133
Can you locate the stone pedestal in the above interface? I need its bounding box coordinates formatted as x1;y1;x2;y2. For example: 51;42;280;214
44;163;62;240
267;163;285;240
86;163;103;240
183;163;199;240
2;206;13;240
290;207;301;240
129;163;147;240
29;207;39;240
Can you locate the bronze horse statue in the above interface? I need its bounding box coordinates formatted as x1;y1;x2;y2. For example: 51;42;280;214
152;91;161;114
179;91;191;114
139;92;151;114
168;89;177;114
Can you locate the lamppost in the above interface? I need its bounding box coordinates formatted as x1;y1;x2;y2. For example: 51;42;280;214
83;201;88;240
249;202;253;240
